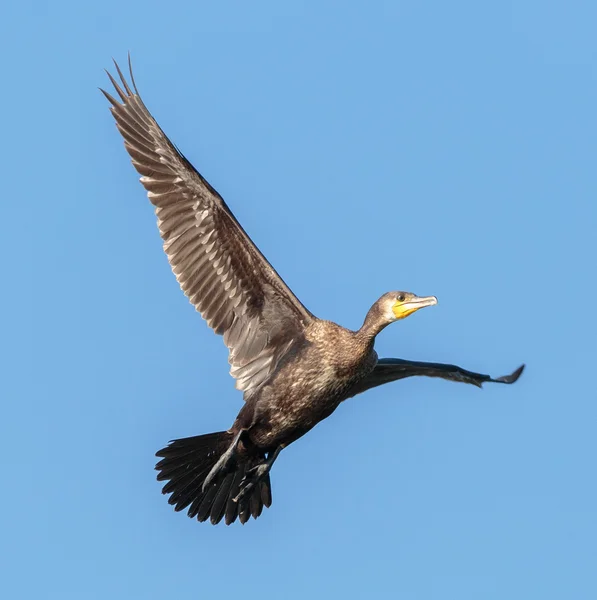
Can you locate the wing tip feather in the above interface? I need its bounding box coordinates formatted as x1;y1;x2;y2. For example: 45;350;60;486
494;363;525;385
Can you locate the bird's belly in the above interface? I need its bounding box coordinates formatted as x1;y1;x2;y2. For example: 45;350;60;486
248;364;365;449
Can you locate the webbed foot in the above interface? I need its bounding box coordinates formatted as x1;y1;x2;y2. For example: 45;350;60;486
233;446;283;503
202;430;243;492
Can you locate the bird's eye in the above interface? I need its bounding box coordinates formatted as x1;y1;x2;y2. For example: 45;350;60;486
397;294;405;302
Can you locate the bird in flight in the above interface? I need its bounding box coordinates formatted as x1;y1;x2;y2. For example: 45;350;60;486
102;57;524;526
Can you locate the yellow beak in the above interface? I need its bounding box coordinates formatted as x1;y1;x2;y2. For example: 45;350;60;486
393;295;438;319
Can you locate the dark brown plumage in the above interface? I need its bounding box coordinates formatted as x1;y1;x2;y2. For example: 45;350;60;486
102;58;524;526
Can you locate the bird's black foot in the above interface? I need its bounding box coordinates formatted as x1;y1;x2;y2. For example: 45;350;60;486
233;463;270;503
202;430;243;492
233;446;283;503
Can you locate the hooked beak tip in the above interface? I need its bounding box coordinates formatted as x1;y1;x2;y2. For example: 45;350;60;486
418;295;438;308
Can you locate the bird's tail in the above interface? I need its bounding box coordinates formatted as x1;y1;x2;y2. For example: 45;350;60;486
155;431;272;525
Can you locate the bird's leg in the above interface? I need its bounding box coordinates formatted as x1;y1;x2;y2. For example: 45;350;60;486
202;430;244;492
233;445;284;503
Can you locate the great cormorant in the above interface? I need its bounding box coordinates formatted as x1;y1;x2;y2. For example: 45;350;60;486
101;58;524;526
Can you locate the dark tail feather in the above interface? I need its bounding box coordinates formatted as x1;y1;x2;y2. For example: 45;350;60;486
155;432;272;525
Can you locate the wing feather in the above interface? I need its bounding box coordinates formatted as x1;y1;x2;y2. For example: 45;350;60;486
102;57;314;395
346;359;525;398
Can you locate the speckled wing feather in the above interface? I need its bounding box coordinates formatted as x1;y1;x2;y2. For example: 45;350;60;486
101;58;314;395
346;359;525;398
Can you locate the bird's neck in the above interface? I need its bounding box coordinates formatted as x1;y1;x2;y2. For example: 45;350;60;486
357;304;389;343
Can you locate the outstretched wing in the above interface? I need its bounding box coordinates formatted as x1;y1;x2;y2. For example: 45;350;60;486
346;359;525;398
101;58;314;395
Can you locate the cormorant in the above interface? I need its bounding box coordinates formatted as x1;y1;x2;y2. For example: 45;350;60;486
101;58;524;526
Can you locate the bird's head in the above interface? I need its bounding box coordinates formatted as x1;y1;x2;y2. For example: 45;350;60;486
382;291;438;323
360;291;438;339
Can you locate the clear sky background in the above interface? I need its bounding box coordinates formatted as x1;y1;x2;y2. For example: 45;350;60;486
2;1;596;599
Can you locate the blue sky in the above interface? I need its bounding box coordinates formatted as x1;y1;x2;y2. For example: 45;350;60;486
2;1;596;598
